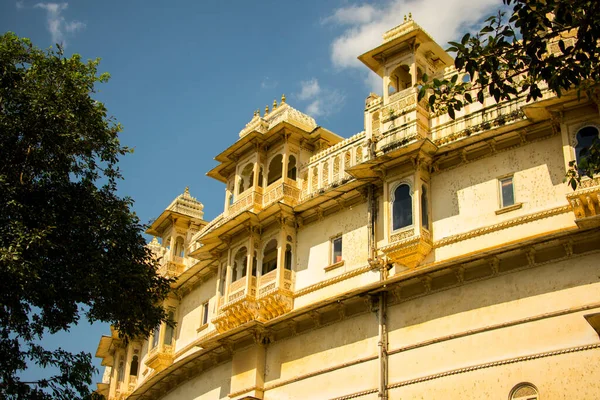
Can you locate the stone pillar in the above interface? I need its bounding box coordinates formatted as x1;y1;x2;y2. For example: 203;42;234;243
123;345;134;392
225;247;233;300
282;140;289;182
253;159;259;189
108;353;119;399
224;187;231;212
383;73;390;105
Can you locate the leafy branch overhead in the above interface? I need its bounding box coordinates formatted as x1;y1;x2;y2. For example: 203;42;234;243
0;33;172;399
417;0;600;186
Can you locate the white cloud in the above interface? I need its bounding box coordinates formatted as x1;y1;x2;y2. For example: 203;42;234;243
16;1;25;9
297;78;321;101
65;20;85;33
34;2;85;47
296;78;345;118
326;0;500;71
321;4;376;25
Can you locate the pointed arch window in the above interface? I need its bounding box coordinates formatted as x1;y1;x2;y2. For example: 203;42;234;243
392;183;413;231
129;355;139;376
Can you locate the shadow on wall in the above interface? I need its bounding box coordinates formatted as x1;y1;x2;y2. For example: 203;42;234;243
432;135;566;222
266;312;378;382
389;253;598;332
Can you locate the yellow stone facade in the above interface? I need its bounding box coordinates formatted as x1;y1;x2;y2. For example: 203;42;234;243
96;18;600;400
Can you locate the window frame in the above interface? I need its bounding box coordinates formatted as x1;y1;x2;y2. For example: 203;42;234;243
498;175;515;209
201;301;209;326
390;181;414;234
330;235;343;265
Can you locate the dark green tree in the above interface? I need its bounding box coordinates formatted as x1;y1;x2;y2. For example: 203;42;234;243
418;0;600;188
0;33;171;398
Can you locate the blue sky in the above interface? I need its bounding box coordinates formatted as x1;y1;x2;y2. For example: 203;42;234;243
1;0;502;388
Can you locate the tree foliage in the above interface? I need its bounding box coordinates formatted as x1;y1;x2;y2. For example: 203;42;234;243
418;0;600;188
0;33;172;399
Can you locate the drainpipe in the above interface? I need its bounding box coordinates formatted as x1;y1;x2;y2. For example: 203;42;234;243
367;184;375;261
378;292;388;399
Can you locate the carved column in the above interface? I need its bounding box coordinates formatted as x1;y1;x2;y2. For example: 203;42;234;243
282;140;289;182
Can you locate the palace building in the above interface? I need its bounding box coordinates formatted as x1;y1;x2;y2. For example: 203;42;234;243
95;17;600;400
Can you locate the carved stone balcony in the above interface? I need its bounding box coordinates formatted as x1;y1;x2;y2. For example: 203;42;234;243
567;177;600;229
380;228;433;269
212;269;295;333
228;190;263;217
145;343;174;373
157;257;185;279
213;276;258;333
263;179;301;208
256;269;294;321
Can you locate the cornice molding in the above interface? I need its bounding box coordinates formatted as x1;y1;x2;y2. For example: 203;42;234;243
433;205;571;248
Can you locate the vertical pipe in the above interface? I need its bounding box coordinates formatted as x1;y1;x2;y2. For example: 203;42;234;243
378;292;388;399
367;185;375;261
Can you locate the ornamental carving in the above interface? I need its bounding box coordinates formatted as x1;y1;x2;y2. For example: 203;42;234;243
566;177;600;229
380;231;432;269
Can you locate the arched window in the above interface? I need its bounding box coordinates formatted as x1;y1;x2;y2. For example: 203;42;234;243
322;161;329;185
267;154;283;185
174;237;185;257
509;383;539;400
262;239;278;275
333;156;340;181
252;251;257;276
575;126;599;170
129;355;139;376
285;244;292;270
287;155;297;180
389;64;412;94
234;247;248;279
392;184;413;231
344;151;351;168
421;185;429;230
311;167;318;192
356;147;363;163
241;163;254;191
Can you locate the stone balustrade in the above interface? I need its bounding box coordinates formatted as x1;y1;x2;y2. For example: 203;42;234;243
300;134;368;199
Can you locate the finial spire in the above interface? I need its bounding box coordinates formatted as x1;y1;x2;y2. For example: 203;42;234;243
281;94;286;103
408;12;412;20
265;104;269;115
273;99;278;109
184;186;190;195
404;14;407;21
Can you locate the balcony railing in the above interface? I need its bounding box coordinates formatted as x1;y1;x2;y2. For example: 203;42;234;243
228;190;263;216
263;179;301;207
